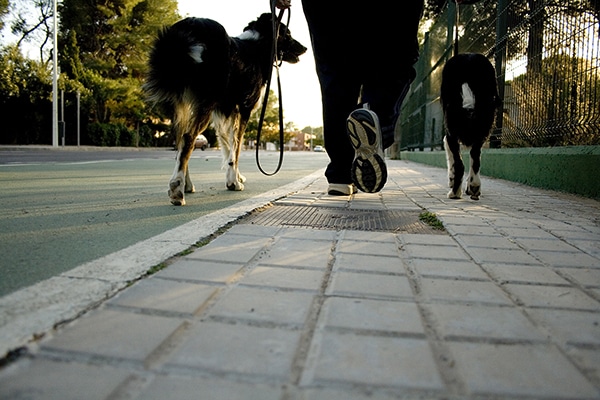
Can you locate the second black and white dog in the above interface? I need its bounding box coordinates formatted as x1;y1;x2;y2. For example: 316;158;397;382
441;53;500;200
145;13;306;205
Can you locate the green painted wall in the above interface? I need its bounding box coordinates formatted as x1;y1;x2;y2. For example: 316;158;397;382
399;146;600;199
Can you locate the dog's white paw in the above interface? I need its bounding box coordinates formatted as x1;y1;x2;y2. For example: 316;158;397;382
239;173;247;183
184;178;195;193
466;185;481;200
447;189;462;199
466;174;481;200
226;181;245;191
169;179;186;206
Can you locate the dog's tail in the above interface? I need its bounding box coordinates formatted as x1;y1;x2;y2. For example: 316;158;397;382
144;17;229;105
461;83;476;110
441;53;499;113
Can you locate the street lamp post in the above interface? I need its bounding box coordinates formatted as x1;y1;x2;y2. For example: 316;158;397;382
52;0;58;147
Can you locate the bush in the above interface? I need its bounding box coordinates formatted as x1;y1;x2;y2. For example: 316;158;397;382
87;122;135;146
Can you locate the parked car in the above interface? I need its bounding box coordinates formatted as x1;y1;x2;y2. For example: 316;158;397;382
195;134;209;150
313;145;324;152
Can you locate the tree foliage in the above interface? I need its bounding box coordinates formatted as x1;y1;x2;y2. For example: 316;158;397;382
0;45;52;144
55;0;180;145
0;0;9;31
0;0;310;147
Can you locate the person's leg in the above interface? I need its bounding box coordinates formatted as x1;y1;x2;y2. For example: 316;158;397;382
346;0;424;193
359;1;423;149
361;73;415;149
302;2;361;193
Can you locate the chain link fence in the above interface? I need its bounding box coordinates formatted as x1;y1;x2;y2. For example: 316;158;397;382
398;0;600;151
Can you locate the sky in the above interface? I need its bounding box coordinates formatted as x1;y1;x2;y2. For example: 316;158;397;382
178;0;323;129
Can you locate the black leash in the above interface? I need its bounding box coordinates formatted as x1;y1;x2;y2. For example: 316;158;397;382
255;2;290;176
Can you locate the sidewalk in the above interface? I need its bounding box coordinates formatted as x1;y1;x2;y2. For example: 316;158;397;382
1;159;599;399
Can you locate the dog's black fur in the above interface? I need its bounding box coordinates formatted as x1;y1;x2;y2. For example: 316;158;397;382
145;13;306;205
441;53;500;200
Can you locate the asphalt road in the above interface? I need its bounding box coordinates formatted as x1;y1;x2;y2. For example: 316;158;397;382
0;147;328;297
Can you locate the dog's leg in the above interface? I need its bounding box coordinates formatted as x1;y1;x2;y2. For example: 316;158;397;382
184;164;195;193
168;99;211;205
233;118;249;187
225;114;245;191
444;135;464;199
214;112;244;191
169;132;195;206
466;145;482;200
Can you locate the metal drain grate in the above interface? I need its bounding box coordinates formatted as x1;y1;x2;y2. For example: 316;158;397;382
242;205;445;234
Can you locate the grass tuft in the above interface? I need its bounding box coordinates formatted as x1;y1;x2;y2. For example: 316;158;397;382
419;211;445;230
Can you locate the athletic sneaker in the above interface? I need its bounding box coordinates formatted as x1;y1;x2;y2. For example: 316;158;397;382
347;107;388;193
328;183;357;196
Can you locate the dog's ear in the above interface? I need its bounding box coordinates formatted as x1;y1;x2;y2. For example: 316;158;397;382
257;13;272;23
255;13;273;33
244;13;273;34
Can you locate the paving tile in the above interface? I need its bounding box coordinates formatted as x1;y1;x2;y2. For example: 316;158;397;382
209;286;314;325
445;224;499;236
307;332;444;389
166;321;300;379
109;278;217;314
260;247;331;269
505;284;600;310
515;238;581;252
303;387;403;400
400;244;468;261
157;259;244;283
439;216;489;227
484;264;569;285
449;342;598;398
526;309;600;345
398;234;455;246
428;303;546;341
419;278;514;305
140;374;282;400
334;253;404;275
497;226;558;239
546;227;596;241
41;309;184;361
186;235;271;263
485;217;538;229
559;267;600;288
0;358;126;400
321;297;425;334
272;237;334;253
242;266;325;291
327;271;413;300
410;258;489;280
465;247;540;265
279;228;337;241
455;235;521;250
226;224;280;237
336;238;399;257
566;348;600;384
566;239;600;258
532;250;600;268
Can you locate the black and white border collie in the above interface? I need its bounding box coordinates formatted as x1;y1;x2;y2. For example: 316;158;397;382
144;13;306;205
441;53;500;200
